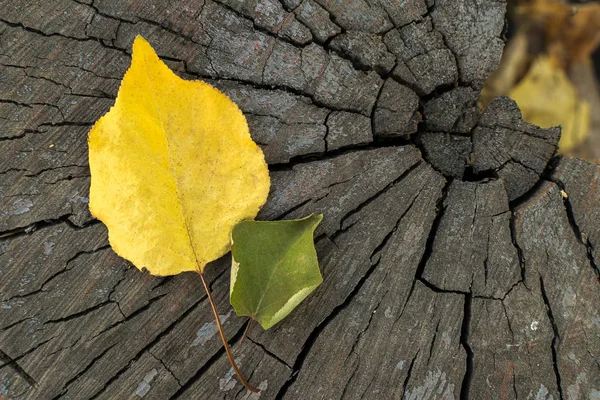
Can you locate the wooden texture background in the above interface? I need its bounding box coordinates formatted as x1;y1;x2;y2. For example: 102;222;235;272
1;0;599;399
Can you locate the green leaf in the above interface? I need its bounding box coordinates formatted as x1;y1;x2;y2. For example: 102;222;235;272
230;214;324;330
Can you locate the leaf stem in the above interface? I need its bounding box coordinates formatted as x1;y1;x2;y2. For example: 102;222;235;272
197;271;259;393
241;318;253;344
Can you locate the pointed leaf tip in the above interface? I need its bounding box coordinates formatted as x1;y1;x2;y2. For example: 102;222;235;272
230;214;324;330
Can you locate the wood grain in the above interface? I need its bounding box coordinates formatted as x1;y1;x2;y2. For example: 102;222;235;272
1;0;599;399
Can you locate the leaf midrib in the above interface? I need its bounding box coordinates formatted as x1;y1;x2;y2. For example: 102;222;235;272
141;53;203;270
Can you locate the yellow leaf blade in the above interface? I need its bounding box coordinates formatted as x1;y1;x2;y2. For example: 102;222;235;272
88;36;270;275
509;55;590;153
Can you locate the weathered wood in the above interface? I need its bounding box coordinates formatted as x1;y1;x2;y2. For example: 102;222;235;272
1;0;600;399
472;97;561;201
422;179;520;298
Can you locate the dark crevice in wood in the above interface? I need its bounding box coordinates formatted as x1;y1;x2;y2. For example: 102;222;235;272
167;348;225;399
0;99;64;120
0;18;128;56
415;178;450;282
247;336;292;370
426;319;441;366
312;176;359;203
0;167;29;176
0;98;33;109
388;74;421;97
349;286;388;361
400;350;419;398
501;301;515;342
0;131;29;142
510;211;528;289
418;276;469;295
46;338;81;359
43;173;91;185
188;69;366;116
0;348;38;387
0;317;35;333
369;72;388;139
2;336;57;370
372;132;414;148
211;0;313;49
322;29;395;80
508;157;540;176
508;158;558;209
322;110;332;152
584;238;600;282
539;276;564;400
275;199;313;221
0;215;100;243
0;216;70;241
148;350;183;387
7;164;89;178
313;11;345;48
588;349;600;370
51;343;118;400
459;293;473;400
43;300;116;326
416;101;426;129
5;245;111;303
335;160;422;242
93;294;168;340
85;1;205;47
149;276;174;291
512;368;518;400
551;177;600;279
274;257;385;399
338;362;360;400
472;280;524;302
267;137;411;172
88;296;207;399
168;320;249;399
483;225;490;287
461;165;497;183
276;196;415;398
35;121;94;128
418;82;462;104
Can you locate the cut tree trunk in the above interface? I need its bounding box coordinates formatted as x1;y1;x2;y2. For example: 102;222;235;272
1;0;599;399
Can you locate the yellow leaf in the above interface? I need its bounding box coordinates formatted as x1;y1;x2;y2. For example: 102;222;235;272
509;55;590;153
88;36;270;276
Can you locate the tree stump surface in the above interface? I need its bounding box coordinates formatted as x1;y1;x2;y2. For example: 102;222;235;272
1;1;599;399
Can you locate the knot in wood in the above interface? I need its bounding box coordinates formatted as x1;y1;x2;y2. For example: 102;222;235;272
420;96;561;203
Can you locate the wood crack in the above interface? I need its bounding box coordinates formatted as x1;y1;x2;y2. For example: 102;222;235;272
50;343;118;400
4;245;110;303
552;178;600;280
0;348;38;387
274;256;384;399
247;336;292;370
167;319;249;400
539;276;564;400
459;293;473;400
400;350;419;398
